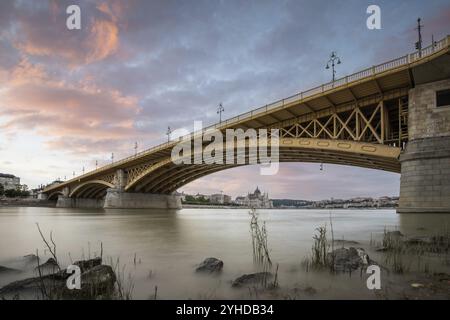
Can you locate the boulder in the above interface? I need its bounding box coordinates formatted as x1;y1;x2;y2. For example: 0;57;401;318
22;254;39;266
35;258;59;274
0;266;21;275
195;257;223;273
0;270;68;299
232;272;273;288
74;257;102;273
327;247;370;272
67;265;116;299
0;259;116;300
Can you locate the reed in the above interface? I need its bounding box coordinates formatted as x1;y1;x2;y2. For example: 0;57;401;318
249;208;273;288
301;223;335;272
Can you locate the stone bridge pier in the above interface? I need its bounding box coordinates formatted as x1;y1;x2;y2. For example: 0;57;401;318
398;79;450;213
56;169;181;210
103;169;181;209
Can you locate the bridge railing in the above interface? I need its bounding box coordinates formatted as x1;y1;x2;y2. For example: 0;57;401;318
46;35;449;190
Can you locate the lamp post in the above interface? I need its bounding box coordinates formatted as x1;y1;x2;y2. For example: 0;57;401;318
326;51;341;82
111;153;114;164
166;126;172;142
217;103;224;123
415;18;423;57
95;160;98;170
134;142;138;156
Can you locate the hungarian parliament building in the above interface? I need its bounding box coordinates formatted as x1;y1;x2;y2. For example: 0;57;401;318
235;186;273;209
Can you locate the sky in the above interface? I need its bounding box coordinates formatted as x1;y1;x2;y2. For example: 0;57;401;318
0;0;449;200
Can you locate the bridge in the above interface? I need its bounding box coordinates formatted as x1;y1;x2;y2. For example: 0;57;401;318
42;35;450;213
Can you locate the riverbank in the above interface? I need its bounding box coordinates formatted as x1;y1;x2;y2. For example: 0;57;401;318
0;199;55;207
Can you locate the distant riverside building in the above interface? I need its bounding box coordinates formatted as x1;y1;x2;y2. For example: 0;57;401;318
210;193;231;205
235;187;273;208
0;173;21;190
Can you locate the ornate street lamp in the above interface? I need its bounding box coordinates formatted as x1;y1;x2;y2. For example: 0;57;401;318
217;103;224;123
326;51;341;82
166;126;172;142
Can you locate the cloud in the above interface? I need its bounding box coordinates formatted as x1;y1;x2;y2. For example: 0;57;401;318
0;57;143;156
0;0;445;192
10;1;122;66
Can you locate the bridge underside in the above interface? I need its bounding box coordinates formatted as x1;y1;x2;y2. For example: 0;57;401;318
49;138;400;209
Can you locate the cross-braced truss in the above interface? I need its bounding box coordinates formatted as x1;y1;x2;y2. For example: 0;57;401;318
279;101;388;144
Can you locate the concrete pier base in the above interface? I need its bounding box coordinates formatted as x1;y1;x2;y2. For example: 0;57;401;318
397;79;450;214
397;136;450;213
56;196;104;209
103;188;182;209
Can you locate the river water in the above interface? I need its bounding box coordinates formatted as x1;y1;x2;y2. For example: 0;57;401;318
0;207;449;299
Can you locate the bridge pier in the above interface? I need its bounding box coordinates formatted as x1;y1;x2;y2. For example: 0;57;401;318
103;188;182;209
398;79;450;213
56;196;104;209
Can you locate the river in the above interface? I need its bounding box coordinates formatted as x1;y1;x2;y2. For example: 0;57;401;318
0;207;449;299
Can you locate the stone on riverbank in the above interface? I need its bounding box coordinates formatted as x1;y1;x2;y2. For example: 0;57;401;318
195;257;223;273
0;257;116;299
0;266;21;274
232;272;273;288
327;247;371;272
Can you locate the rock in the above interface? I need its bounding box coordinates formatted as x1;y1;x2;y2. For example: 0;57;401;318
232;272;273;288
0;266;21;274
195;257;223;273
327;247;370;272
411;283;424;288
35;258;59;274
22;254;38;266
0;260;116;300
71;265;116;299
74;257;102;273
0;270;68;298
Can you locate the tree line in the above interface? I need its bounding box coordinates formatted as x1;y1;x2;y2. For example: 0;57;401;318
0;184;30;198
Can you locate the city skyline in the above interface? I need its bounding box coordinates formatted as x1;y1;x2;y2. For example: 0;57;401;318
1;0;450;199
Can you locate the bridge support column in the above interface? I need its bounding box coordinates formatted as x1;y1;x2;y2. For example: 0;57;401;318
56;196;104;209
398;79;450;213
103;188;182;209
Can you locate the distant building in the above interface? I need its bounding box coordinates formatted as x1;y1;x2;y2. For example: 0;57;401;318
235;186;273;208
0;173;21;190
210;193;231;204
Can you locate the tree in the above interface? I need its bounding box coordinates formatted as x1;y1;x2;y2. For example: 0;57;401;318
0;183;4;196
4;189;17;198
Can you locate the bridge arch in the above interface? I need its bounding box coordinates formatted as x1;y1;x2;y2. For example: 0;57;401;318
125;138;400;194
48;191;64;201
69;180;114;199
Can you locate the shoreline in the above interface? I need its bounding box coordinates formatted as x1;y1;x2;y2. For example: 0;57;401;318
0;199;55;208
0;199;396;210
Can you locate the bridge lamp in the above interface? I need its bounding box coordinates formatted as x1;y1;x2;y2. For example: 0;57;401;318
73;171;75;177
217;103;224;123
95;160;98;169
326;51;342;82
134;142;138;156
111;153;114;163
82;166;85;174
166;126;172;142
